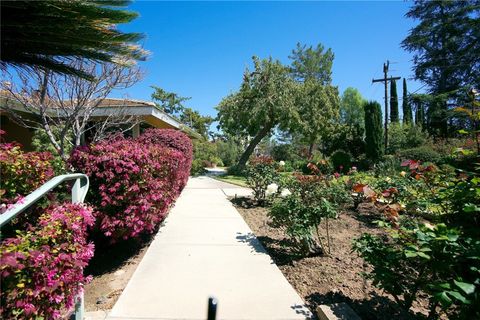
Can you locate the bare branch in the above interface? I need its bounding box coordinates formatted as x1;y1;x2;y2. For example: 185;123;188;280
0;60;143;161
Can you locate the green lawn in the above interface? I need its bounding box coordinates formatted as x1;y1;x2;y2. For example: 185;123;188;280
214;175;248;187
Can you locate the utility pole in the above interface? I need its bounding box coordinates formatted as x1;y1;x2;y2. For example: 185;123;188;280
372;61;400;153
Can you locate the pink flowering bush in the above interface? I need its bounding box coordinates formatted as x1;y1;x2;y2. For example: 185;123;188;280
70;130;192;241
136;128;193;189
0;139;54;208
0;203;95;319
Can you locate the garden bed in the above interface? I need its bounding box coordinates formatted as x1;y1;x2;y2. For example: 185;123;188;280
232;199;430;320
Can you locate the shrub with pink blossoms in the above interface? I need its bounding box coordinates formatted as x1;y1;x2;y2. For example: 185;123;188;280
0;203;95;319
0;140;54;208
70;130;192;241
136;128;193;189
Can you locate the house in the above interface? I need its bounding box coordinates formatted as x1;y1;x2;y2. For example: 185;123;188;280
0;94;199;150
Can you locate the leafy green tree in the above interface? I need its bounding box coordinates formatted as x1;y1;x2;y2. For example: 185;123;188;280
289;42;334;84
340;87;366;130
151;86;191;116
215;136;243;167
179;108;213;139
292;81;340;156
216;57;296;169
402;1;480;136
390;80;399;123
402;78;413;124
364;101;384;161
289;42;338;156
1;0;146;79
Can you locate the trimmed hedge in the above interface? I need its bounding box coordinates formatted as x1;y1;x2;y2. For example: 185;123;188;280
330;150;352;173
136;128;193;189
397;146;442;164
70;130;192;241
0;203;94;319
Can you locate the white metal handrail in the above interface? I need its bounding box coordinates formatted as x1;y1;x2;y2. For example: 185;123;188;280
0;173;89;227
0;173;89;320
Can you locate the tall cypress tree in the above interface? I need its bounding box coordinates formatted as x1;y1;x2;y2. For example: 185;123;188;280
402;78;413;124
412;95;425;127
390;80;399;123
364;101;384;161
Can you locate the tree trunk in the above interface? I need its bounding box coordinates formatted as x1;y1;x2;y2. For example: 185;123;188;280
236;124;273;170
308;143;314;159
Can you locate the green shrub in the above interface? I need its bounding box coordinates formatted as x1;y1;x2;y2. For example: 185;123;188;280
374;155;402;176
271;144;300;162
397;146;442;164
193;139;217;165
282;160;295;172
353;162;480;318
245;156;278;204
323;124;366;159
216;139;241;167
387;123;430;154
227;164;245;176
353;223;479;319
269;175;349;256
330;149;352;172
191;159;205;175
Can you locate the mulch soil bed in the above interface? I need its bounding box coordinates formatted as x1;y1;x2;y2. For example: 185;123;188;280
231;197;431;320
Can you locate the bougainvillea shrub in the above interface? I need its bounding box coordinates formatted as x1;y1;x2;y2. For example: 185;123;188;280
0;139;54;207
136;128;193;188
0;203;94;319
70;132;192;241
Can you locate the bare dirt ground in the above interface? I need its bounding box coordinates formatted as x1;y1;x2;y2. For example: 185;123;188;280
84;234;154;311
232;198;428;320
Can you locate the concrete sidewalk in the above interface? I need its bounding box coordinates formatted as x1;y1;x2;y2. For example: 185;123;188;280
107;176;311;320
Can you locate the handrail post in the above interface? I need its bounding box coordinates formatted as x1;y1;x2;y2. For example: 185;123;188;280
72;176;89;204
71;175;88;320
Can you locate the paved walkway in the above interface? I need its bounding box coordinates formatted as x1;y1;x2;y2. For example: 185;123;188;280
107;176;311;320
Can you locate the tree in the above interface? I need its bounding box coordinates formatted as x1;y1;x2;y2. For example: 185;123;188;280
1;0;147;79
289;42;338;156
402;78;413;124
289;42;334;84
292;81;340;156
402;1;480;136
412;94;429;128
340;87;366;130
1;61;142;161
364;101;384;161
390;80;399;123
179;108;213;139
216;56;296;169
151;86;191;116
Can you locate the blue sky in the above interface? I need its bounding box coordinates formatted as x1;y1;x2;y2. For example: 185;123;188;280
117;1;423;119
